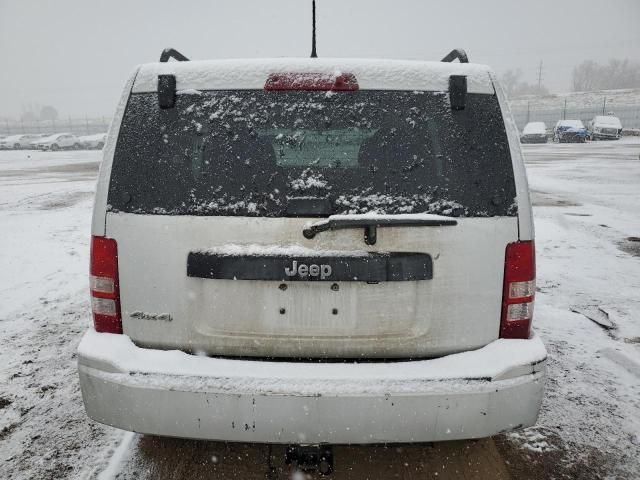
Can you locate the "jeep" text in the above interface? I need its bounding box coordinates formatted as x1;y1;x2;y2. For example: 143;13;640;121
284;260;332;279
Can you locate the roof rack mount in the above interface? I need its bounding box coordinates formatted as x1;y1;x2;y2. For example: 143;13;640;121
441;49;469;63
159;48;190;63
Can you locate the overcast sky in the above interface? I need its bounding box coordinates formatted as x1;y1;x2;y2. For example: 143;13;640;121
1;0;639;118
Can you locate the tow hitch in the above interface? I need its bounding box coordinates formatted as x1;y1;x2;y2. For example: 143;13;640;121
285;445;334;476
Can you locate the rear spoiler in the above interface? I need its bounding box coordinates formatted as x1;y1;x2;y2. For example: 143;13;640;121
155;47;470;110
441;49;469;110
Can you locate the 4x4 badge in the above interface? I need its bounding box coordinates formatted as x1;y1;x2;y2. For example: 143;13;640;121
285;260;332;280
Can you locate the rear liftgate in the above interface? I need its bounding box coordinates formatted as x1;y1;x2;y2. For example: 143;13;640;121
148;34;490;475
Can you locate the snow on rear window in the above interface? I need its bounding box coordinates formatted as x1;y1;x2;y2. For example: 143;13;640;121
108;90;516;217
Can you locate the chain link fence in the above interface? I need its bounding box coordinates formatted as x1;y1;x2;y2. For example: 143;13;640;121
3;102;640;137
510;102;640;132
0;117;110;136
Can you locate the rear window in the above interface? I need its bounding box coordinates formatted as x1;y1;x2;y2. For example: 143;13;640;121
108;89;516;217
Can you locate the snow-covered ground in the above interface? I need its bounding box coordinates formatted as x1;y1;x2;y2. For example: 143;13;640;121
0;150;123;479
1;141;639;479
500;139;640;478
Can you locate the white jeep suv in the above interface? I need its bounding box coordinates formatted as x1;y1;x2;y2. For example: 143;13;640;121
78;50;546;445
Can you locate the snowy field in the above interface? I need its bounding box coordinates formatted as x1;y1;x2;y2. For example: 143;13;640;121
509;87;640;111
1;141;639;479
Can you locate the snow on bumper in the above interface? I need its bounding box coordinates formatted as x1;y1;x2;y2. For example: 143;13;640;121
77;330;546;444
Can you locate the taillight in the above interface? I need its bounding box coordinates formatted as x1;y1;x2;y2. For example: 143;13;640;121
90;236;122;334
500;241;535;339
264;72;359;91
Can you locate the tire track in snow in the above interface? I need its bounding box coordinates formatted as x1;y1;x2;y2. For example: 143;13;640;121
97;432;137;480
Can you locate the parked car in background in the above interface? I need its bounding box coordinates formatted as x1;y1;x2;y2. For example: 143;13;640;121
25;134;49;148
554;120;587;143
588;115;622;140
78;133;107;150
0;134;45;149
0;135;17;149
520;122;548;144
32;133;81;150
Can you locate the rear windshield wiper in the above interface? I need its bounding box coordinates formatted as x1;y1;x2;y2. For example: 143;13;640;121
303;214;458;245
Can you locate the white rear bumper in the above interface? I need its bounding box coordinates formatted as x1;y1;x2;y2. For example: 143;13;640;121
78;330;546;444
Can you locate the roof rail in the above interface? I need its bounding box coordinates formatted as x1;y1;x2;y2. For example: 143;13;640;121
441;49;469;63
159;48;190;63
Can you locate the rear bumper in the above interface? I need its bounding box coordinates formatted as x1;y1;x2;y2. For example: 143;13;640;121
78;330;546;444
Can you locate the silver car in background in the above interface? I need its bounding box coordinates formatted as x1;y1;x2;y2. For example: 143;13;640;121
31;133;81;150
0;134;45;149
78;133;107;150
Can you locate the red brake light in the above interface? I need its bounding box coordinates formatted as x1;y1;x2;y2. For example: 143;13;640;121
264;72;359;91
90;236;122;334
500;241;536;339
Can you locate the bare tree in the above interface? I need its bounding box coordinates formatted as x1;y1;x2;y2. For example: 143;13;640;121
40;105;59;122
572;59;640;91
501;69;523;98
21;111;38;122
571;60;598;91
20;104;39;122
501;69;549;98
